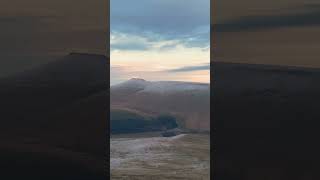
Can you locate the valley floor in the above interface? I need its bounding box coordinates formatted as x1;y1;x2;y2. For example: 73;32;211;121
110;133;210;180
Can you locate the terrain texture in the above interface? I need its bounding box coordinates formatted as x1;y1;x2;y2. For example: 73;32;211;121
111;133;210;180
111;79;210;132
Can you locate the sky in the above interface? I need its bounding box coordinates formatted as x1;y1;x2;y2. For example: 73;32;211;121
110;0;210;85
2;0;319;82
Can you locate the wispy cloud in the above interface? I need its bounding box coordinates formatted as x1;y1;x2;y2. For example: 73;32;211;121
110;32;151;51
110;0;210;84
111;0;209;33
110;65;210;85
111;31;194;52
111;0;210;49
167;63;210;72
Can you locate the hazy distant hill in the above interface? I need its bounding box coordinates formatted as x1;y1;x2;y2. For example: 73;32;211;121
0;53;108;179
111;78;210;132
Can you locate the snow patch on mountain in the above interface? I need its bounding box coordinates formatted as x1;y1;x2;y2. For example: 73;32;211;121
142;81;209;93
111;78;209;94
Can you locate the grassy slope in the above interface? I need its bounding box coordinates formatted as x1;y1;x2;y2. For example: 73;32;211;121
110;109;178;134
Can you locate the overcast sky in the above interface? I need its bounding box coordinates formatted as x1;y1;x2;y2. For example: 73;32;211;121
110;0;210;85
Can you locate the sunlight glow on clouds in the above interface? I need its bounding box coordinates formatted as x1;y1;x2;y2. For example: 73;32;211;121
110;38;210;85
110;0;210;85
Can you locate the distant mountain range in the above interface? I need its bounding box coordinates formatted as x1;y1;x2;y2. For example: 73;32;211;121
111;78;210;133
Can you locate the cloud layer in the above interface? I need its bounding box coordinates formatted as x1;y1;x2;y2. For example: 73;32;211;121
111;0;210;51
111;0;210;84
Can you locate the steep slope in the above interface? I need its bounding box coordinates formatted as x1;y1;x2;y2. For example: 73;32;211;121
111;79;210;131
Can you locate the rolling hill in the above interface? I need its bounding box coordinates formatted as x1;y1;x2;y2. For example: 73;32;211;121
110;78;210;132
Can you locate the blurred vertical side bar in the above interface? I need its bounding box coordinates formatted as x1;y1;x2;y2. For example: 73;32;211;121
213;0;320;179
0;0;109;179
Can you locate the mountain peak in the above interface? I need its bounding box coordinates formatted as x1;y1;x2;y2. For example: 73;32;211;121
111;78;209;94
128;78;147;82
111;78;149;90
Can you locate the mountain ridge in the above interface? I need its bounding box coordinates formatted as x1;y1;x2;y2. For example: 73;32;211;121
111;78;209;94
111;78;210;131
